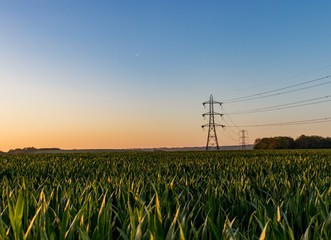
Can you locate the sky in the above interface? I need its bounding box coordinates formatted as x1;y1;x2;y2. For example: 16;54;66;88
1;1;331;151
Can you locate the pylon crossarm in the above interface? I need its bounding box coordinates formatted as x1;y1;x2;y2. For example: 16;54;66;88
213;101;223;105
202;112;223;117
203;101;223;105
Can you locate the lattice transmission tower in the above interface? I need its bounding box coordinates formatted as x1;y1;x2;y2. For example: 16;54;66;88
239;130;249;150
201;95;224;150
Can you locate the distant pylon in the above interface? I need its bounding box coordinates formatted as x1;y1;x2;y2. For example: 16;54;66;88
201;95;224;150
239;130;248;150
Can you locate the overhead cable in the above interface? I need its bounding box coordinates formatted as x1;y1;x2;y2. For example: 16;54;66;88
227;95;331;115
221;105;241;131
223;75;331;103
226;117;331;128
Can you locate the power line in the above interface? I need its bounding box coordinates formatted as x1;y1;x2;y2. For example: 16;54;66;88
224;80;331;103
227;95;331;115
226;117;331;128
215;115;239;137
221;105;246;146
224;75;330;102
221;106;242;145
223;75;331;103
220;128;239;144
222;105;241;131
220;64;331;96
222;118;239;136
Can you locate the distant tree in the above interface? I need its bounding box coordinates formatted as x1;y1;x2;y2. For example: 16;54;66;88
8;147;37;154
254;138;273;149
254;135;331;150
254;136;296;149
295;135;325;149
7;147;61;154
273;137;296;149
254;138;270;149
322;137;331;148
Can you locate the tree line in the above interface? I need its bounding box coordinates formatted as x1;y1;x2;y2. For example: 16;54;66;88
254;135;331;149
7;147;61;154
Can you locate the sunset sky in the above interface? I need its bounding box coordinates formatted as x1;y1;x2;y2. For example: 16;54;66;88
1;1;331;151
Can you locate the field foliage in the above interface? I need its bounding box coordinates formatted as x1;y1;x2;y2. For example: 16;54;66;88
0;150;330;239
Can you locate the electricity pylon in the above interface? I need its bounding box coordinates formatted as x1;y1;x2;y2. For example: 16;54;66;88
201;95;224;150
239;130;248;150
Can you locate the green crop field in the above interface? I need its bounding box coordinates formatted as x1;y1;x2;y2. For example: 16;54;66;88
0;150;330;239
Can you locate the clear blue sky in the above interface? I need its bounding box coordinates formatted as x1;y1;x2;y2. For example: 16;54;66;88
1;1;331;150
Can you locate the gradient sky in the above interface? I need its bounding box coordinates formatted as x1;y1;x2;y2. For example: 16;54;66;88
1;1;331;151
